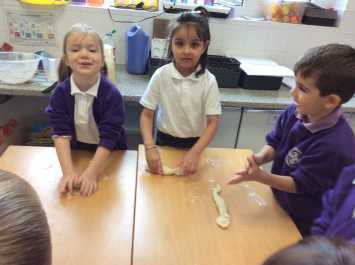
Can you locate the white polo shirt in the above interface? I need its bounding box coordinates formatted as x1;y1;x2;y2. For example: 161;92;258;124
70;75;100;144
140;63;221;138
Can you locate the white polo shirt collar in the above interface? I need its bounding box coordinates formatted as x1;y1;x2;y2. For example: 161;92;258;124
169;63;202;81
70;74;100;97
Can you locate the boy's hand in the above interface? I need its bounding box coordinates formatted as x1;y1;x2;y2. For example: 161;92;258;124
227;155;262;185
78;169;98;197
59;173;79;195
179;149;199;176
146;147;163;175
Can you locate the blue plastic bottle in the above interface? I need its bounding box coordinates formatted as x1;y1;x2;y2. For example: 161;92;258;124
126;25;150;74
72;0;86;4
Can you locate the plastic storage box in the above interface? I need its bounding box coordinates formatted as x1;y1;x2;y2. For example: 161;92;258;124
149;56;241;88
207;55;241;88
239;73;282;90
148;57;170;77
266;0;306;24
302;3;338;27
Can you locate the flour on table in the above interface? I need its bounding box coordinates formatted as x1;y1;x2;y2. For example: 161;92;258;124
212;184;230;228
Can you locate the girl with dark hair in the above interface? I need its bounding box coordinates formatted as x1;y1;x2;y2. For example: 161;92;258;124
140;10;221;176
45;23;127;197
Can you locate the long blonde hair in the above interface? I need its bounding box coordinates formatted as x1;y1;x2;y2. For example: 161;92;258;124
0;170;51;265
58;23;107;82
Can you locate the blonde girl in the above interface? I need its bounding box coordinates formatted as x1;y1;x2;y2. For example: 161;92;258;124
46;23;126;196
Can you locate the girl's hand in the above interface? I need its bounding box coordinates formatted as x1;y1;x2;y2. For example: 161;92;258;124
146;147;163;175
253;152;265;165
227;155;262;185
59;173;79;195
78;169;98;197
179;149;199;176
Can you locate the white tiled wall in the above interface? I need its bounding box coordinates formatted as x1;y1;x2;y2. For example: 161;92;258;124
0;1;355;68
0;0;6;47
346;0;355;10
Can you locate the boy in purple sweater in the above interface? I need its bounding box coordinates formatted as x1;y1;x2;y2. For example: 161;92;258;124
311;164;355;243
228;44;355;236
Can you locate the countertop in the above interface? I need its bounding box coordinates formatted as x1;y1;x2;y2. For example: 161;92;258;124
1;65;355;112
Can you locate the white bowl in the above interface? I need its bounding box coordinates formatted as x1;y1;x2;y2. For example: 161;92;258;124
0;52;41;84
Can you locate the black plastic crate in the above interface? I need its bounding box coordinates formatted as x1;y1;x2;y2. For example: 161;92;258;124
302;3;338;27
207;55;241;88
148;56;241;88
148;57;170;77
239;71;282;90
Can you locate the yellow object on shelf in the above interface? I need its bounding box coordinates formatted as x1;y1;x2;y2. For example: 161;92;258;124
114;0;159;11
266;1;306;24
19;0;69;5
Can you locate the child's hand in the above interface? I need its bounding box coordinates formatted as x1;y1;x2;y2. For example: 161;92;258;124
227;154;262;185
179;149;199;176
146;147;163;175
253;152;265;165
78;169;98;197
59;173;79;195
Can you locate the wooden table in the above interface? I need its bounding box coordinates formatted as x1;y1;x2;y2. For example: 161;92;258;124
0;145;137;265
133;145;301;265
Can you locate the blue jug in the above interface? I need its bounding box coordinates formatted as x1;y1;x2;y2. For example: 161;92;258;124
126;25;150;74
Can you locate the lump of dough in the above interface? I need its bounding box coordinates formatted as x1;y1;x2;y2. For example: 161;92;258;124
212;184;230;229
216;215;230;228
145;165;183;176
162;165;183;176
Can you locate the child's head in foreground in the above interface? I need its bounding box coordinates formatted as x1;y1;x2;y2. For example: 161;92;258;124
262;236;355;265
294;44;355;106
0;170;51;265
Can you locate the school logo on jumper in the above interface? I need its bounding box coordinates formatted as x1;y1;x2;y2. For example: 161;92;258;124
285;147;302;168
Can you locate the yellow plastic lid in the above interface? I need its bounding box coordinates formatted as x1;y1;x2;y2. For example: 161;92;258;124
19;0;69;5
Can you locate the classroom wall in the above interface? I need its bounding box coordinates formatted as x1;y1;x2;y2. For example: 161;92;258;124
0;0;355;68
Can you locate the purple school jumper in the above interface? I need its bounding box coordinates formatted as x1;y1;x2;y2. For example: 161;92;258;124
311;164;355;243
45;76;127;150
266;104;355;236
